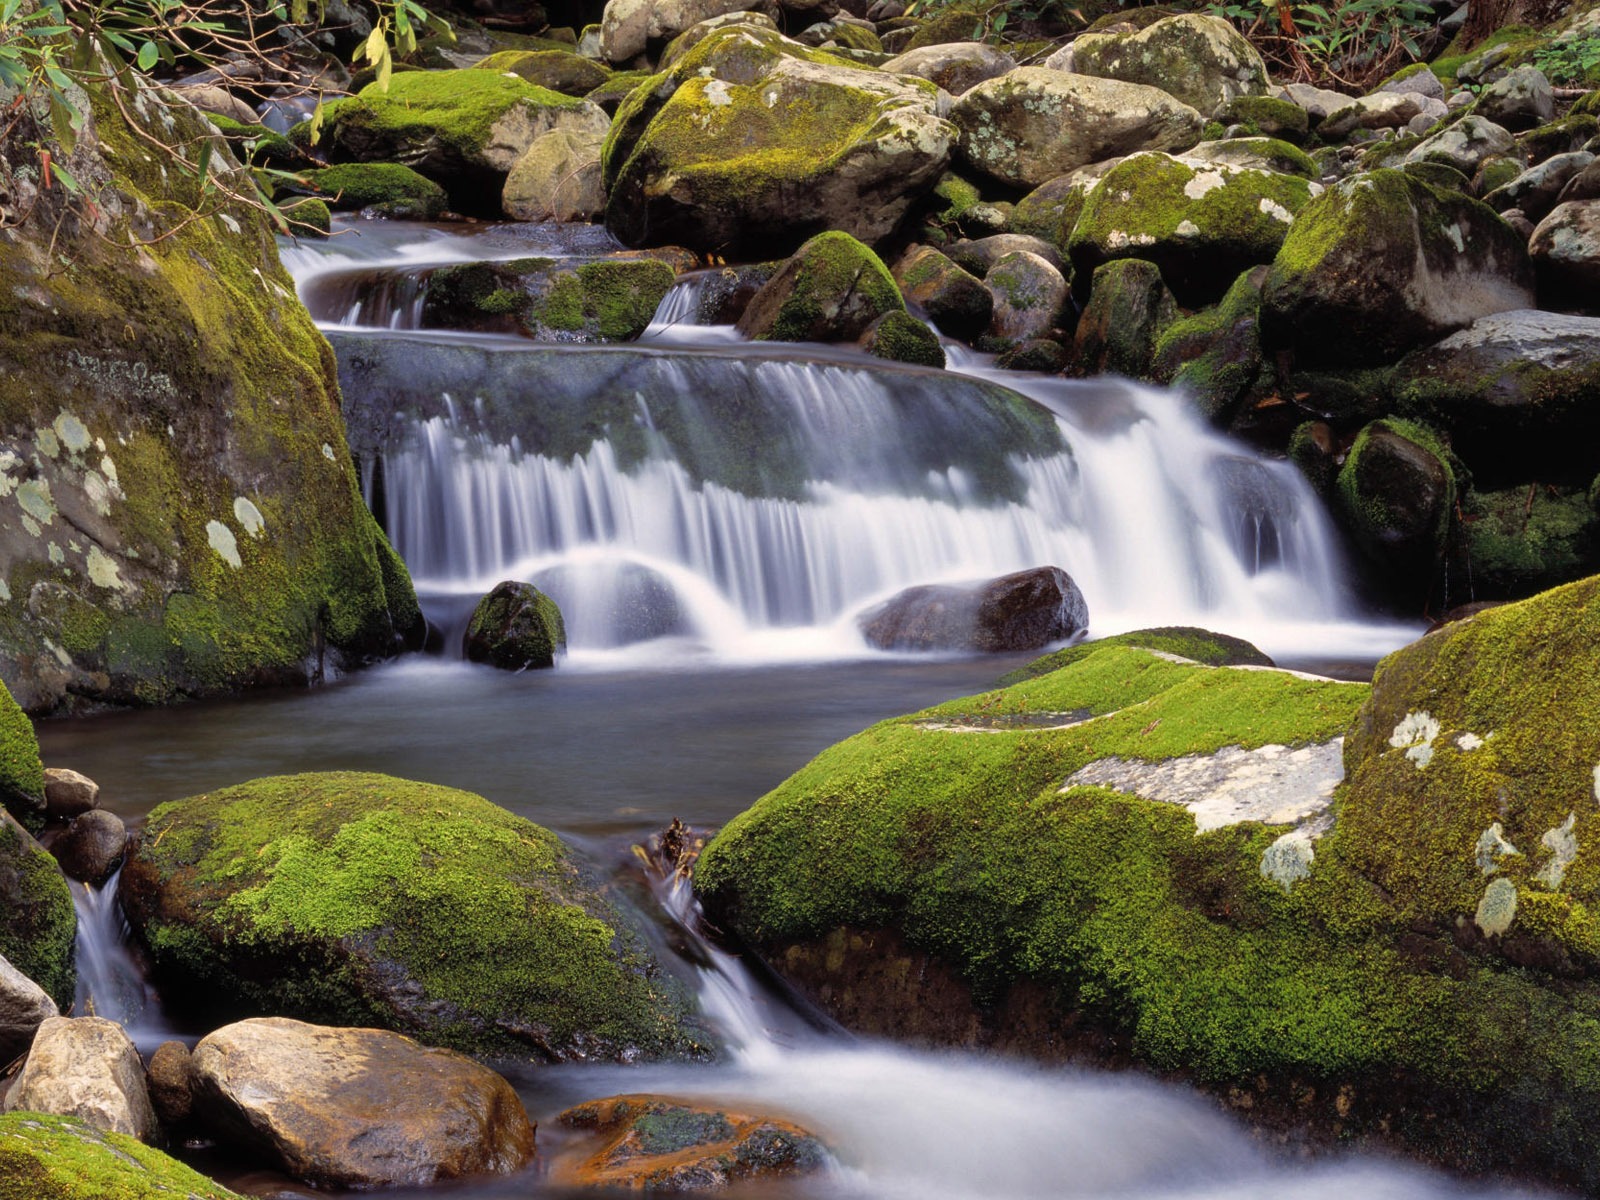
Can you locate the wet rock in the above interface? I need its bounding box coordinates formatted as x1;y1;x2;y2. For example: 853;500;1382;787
859;565;1088;652
861;311;945;368
502;129;606;222
473;48;612;96
42;768;97;819
298;163;447;219
553;1095;827;1190
145;1040;195;1129
1530;200;1600;310
1046;13;1267;117
1477;64;1555;132
946;233;1065;277
464;581;566;670
950;67;1203;190
50;808;126;886
3;1016;158;1141
1073;258;1177;380
995;338;1068;373
423;257;677;343
892;245;992;340
192;1018;535;1191
880;42;1014;95
1152;265;1267;424
985;251;1069;344
0;1112;244;1199
531;562;688;645
737;231;903;343
0;953;57;1063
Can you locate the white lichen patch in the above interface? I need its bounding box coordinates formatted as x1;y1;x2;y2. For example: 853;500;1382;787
1260;829;1315;893
53;411;91;454
1443;222;1465;253
1535;813;1578;889
83;472;112;517
16;479;56;527
1475;876;1517;937
100;455;118;487
1389;710;1440;768
206;520;242;569
1457;732;1486;751
1259;196;1294;223
1183;168;1226;199
1063;739;1344;833
1476;822;1520;874
704;79;733;107
321;443;337;461
1106;229;1157;249
35;427;61;459
1175;219;1201;236
233;497;266;538
0;578;9;603
86;546;125;591
1593;763;1599;803
47;543;64;565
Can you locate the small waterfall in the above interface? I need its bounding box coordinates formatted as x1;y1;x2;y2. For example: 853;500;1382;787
71;870;172;1045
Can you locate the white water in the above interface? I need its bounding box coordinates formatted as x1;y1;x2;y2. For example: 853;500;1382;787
71;870;175;1049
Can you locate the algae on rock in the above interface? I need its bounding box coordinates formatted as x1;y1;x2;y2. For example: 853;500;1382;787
0;1112;244;1200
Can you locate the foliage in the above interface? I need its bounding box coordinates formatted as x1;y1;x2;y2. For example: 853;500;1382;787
1533;34;1600;84
1202;0;1437;88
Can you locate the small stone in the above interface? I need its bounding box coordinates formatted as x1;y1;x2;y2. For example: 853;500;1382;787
51;809;127;886
0;953;59;1062
43;768;98;819
145;1040;196;1128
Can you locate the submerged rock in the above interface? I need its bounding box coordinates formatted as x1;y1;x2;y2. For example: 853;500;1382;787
464;581;567;670
553;1094;828;1190
3;1017;157;1142
0;1112;243;1199
858;566;1087;653
119;772;708;1061
192;1017;535;1190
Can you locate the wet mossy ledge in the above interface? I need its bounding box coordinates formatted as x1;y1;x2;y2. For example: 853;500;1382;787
0;81;421;715
119;771;711;1062
695;583;1600;1186
0;1113;245;1200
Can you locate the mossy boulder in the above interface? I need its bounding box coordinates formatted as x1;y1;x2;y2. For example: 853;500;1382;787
1214;95;1309;144
656;10;776;71
892;244;992;340
502;128;606;221
0;681;43;828
1458;485;1600;599
984;250;1069;346
1151;265;1267;424
282;198;331;238
299;163;448;219
879;42;1015;97
203;114;300;168
1260;170;1535;369
1051;13;1269;117
463;581;566;670
422;257;677;342
861;311;944;368
119;772;709;1060
736;231;904;343
1072;258;1177;380
1008;170;1100;254
998;625;1273;684
0;79;419;715
950;67;1203;191
1181;137;1317;179
0;814;75;1009
0;1112;243;1200
310;70;610;214
694;615;1600;1184
1404;115;1518;178
602;26;954;256
1067;151;1313;307
1335;418;1457;592
474;48;612;95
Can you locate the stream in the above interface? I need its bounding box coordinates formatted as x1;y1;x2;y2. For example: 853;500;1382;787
33;218;1540;1200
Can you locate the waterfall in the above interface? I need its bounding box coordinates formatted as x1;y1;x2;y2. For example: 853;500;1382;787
71;870;173;1047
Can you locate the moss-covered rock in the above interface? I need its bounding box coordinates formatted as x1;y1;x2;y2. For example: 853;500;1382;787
1007;170;1100;255
997;625;1273;684
0;1112;243;1200
1181;137;1317;179
463;581;566;669
1260;169;1535;369
299;163;448;219
861;311;944;368
310;69;609;214
1053;12;1269;117
422;257;677;342
474;48;612;95
0;681;43;827
1072;258;1176;380
1458;484;1600;599
984;250;1069;346
584;67;655;114
0;77;419;715
1335;418;1457;593
892;244;992;339
0;813;75;1009
281;198;331;238
119;772;709;1061
1214;95;1309;144
994;338;1068;372
1068;151;1312;307
1151;265;1267;425
203;114;300;168
602;26;953;256
736;231;904;343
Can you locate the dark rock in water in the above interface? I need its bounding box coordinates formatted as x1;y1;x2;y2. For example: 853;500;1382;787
145;1040;196;1129
1073;258;1177;380
119;772;709;1061
996;338;1069;373
191;1018;535;1190
737;232;904;344
893;245;993;341
1151;266;1267;425
553;1095;827;1190
51;809;127;887
1335;418;1456;591
861;311;945;368
422;257;676;343
860;567;1088;653
464;582;567;671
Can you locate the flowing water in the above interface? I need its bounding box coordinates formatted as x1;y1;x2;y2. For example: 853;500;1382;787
32;219;1525;1200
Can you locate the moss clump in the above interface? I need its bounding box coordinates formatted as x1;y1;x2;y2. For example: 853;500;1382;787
1216;95;1310;143
862;311;944;368
0;680;43;825
301;163;447;219
1151;264;1266;423
0;815;75;1007
422;257;675;342
120;772;708;1061
203;114;298;166
738;231;904;344
464;580;566;669
1460;484;1599;598
999;627;1273;684
473;49;611;96
0;1113;244;1200
282;198;330;238
902;8;986;51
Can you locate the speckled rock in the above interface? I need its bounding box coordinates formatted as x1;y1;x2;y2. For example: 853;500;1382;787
984;251;1069;344
1046;13;1267;117
1405;115;1517;177
1530;199;1600;309
3;1017;157;1142
880;42;1014;95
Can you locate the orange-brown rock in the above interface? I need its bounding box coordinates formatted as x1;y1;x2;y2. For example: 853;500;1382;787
551;1094;826;1190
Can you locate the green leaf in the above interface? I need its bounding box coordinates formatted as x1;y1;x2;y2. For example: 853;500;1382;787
50;159;84;195
48;92;78;155
136;40;158;71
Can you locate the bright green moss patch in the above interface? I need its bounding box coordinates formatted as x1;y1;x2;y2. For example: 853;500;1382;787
741;231;904;343
863;311;944;367
474;49;611;96
0;680;43;821
422;257;675;342
1000;627;1273;684
121;772;707;1061
301;163;447;218
0;1113;243;1200
0;816;75;1007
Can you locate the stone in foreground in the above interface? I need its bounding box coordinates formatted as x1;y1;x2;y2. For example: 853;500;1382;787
2;1017;157;1141
193;1018;535;1190
464;581;567;670
0;1112;243;1200
0;954;57;1063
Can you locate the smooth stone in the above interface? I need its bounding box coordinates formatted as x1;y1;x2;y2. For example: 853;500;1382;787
0;954;58;1063
43;768;98;818
50;808;127;886
3;1016;158;1141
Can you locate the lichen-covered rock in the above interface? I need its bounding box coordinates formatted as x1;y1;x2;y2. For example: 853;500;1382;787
0;814;74;1009
1073;258;1177;380
192;1018;536;1190
1476;64;1555;132
0;685;43;828
1530;199;1600;310
1007;169;1104;254
1067;151;1313;307
892;244;992;339
502;129;606;221
1404;115;1517;177
552;1095;828;1190
3;1017;157;1141
860;311;944;368
603;27;953;255
119;772;708;1060
951;68;1203;191
474;48;613;96
1457;485;1599;599
0;86;420;715
0;953;56;1063
1215;95;1308;143
1181;137;1317;179
1152;265;1267;424
312;70;610;213
300;163;448;219
1047;13;1268;117
1485;151;1593;224
463;581;566;671
880;42;1014;95
984;251;1068;345
858;565;1087;652
0;1112;243;1200
423;257;677;343
736;231;903;343
600;0;764;64
656;9;776;70
1260;170;1534;368
1335;418;1456;590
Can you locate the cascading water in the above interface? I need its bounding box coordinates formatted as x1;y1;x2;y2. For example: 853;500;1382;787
71;869;173;1048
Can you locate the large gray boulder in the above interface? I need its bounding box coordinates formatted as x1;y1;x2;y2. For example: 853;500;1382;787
880;42;1015;95
463;581;566;670
3;1017;157;1141
950;67;1203;190
0;953;57;1063
1405;115;1517;176
1046;13;1268;117
192;1018;536;1190
502;129;607;222
600;0;764;63
603;26;953;255
1476;64;1555;131
1261;169;1534;367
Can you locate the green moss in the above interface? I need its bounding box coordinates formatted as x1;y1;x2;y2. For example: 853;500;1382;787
999;627;1273;685
464;580;565;669
423;257;675;342
301;163;447;218
1337;417;1458;557
123;772;706;1060
283;198;331;238
203;114;297;166
1009;175;1092;252
0;817;75;1007
1151;264;1266;422
349;68;586;146
473;49;611;96
1460;485;1599;598
863;311;944;368
753;231;904;343
0;680;43;818
0;1113;243;1200
902;8;986;51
